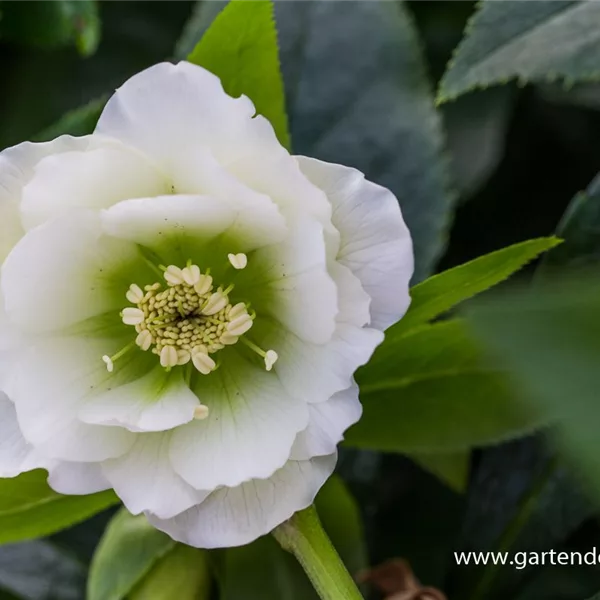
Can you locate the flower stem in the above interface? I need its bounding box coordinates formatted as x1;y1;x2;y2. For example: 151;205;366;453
272;505;364;600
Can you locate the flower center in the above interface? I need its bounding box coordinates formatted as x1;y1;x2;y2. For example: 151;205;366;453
102;257;278;377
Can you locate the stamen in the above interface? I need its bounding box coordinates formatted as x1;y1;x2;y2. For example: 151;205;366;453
264;350;279;371
240;338;279;371
228;302;248;319
120;262;258;374
202;291;228;316
181;264;201;286
227;313;253;336
102;355;114;373
228;252;248;270
160;345;179;368
177;349;191;366
122;307;145;326
220;332;239;345
194;274;213;296
193;404;210;420
191;346;216;375
101;341;136;372
136;329;153;351
126;284;144;304
164;265;184;286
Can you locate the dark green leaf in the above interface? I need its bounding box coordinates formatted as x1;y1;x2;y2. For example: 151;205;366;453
438;1;600;103
442;87;515;198
88;509;174;600
397;237;561;334
129;545;210;600
187;0;290;150
0;540;85;600
466;277;600;503
0;471;118;545
0;0;101;56
410;451;470;493
347;319;545;452
34;96;108;143
538;174;600;273
218;536;317;600
179;0;454;281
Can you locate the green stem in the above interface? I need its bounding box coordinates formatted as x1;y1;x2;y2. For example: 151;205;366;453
469;456;559;600
272;505;364;600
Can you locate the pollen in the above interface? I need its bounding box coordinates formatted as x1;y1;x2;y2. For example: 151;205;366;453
120;262;255;375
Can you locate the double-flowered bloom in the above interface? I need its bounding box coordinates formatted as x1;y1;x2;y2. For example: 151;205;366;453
0;62;413;547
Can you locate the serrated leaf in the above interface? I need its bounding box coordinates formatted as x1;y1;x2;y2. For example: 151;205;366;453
538;173;600;274
88;509;174;600
396;237;561;335
0;470;118;545
178;0;454;282
347;319;545;453
410;451;470;493
466;277;600;505
187;0;290;150
438;1;600;103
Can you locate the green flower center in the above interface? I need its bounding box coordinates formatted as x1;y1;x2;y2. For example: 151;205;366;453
101;257;278;382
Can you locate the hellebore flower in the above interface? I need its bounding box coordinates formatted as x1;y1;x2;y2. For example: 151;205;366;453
0;62;413;548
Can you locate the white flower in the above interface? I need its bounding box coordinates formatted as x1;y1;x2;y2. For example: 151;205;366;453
0;62;413;548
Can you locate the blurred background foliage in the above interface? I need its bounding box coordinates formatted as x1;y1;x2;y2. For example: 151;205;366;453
2;1;600;599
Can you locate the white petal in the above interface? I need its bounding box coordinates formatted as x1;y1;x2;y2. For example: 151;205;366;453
47;461;110;495
264;323;383;403
0;135;97;262
79;368;199;433
0;392;49;477
170;354;308;490
9;335;136;461
96;62;272;172
21;139;169;231
170;146;287;251
2;210;139;334
102;433;209;519
328;260;371;328
148;454;336;548
290;385;362;461
297;157;413;330
101;194;237;260
249;218;338;344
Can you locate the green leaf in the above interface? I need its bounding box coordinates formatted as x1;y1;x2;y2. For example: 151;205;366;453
347;319;545;452
438;1;600;103
538;174;600;274
130;545;210;600
410;451;470;493
0;470;118;545
396;237;561;335
187;0;290;150
34;95;108;143
88;509;174;600
178;0;454;282
466;278;600;505
314;476;367;577
0;0;101;56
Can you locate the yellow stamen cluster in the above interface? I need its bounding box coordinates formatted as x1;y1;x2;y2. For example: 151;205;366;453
121;263;254;374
